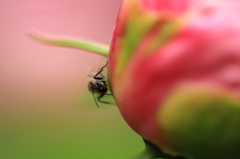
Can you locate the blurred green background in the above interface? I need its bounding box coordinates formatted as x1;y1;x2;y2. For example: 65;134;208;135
0;0;143;158
0;94;143;159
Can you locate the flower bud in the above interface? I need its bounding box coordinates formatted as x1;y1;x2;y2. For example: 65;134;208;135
108;0;240;158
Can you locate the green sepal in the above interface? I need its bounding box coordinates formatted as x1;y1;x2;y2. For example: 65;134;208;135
115;0;159;75
158;84;240;159
114;0;183;75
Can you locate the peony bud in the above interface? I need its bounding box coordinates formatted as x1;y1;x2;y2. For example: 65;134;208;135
108;0;240;158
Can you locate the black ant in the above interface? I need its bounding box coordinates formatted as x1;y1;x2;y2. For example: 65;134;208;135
88;61;114;108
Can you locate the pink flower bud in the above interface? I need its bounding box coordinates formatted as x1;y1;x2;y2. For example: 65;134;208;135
109;0;240;158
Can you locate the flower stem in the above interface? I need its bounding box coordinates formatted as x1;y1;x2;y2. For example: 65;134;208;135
27;31;109;57
132;139;187;159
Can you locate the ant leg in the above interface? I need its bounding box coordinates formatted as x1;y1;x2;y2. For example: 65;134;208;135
93;61;108;79
91;91;99;108
105;93;113;95
86;62;107;78
88;83;99;108
87;71;104;79
86;65;98;77
97;93;116;105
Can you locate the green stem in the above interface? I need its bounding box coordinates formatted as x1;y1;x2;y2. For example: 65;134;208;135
132;149;163;159
27;32;109;57
132;139;164;159
132;139;187;159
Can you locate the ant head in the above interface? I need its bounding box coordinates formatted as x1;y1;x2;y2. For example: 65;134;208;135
88;79;108;92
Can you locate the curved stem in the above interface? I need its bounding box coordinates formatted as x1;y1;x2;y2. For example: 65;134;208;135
27;31;109;57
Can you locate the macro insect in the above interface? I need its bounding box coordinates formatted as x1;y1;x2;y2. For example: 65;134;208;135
88;61;114;108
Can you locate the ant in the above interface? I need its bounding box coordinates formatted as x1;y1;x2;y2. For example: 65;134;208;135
88;61;114;108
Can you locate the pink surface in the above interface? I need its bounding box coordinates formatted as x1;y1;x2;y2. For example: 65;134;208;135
0;0;121;106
